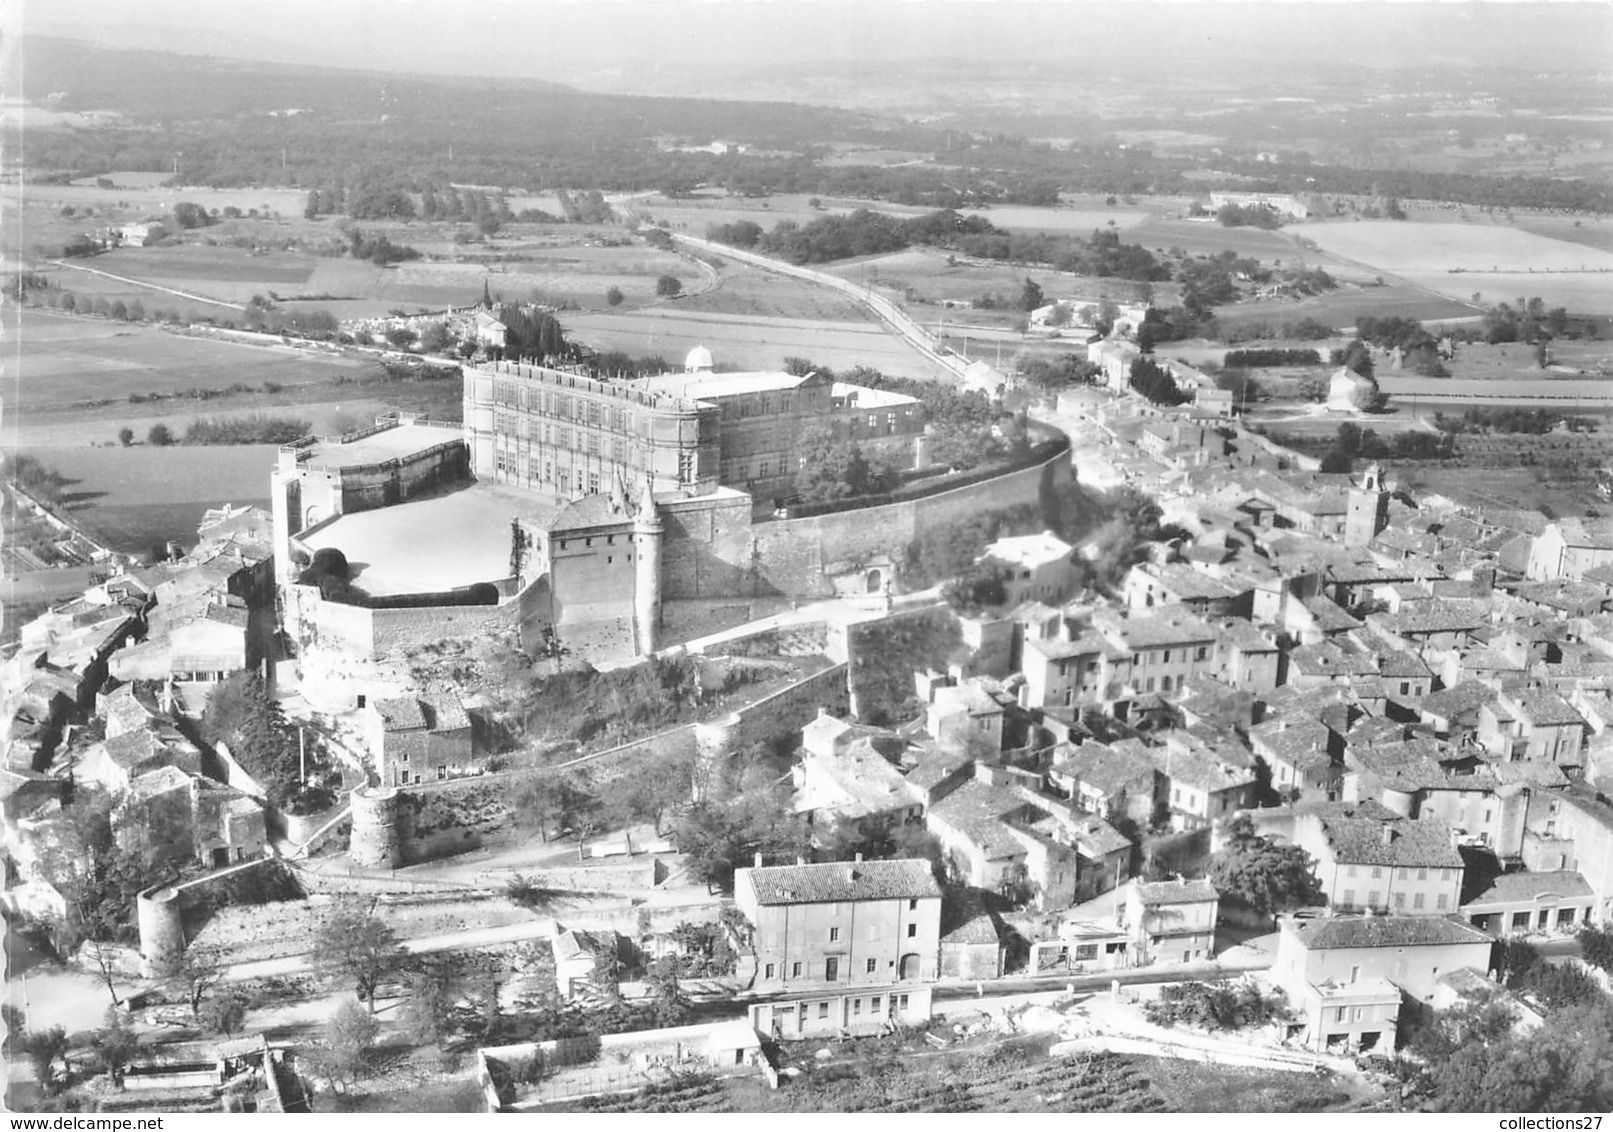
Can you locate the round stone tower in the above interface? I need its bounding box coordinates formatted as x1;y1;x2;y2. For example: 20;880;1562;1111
348;785;403;869
632;478;663;656
137;886;186;978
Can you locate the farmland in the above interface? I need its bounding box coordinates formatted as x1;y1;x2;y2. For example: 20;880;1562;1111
8;309;371;416
540;1041;1380;1114
1293;219;1613;313
1214;284;1480;333
561;308;943;379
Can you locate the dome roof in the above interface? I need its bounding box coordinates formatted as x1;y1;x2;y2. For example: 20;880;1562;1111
684;345;714;373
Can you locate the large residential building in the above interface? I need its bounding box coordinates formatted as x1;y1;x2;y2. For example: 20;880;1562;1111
1286;801;1465;915
734;858;943;993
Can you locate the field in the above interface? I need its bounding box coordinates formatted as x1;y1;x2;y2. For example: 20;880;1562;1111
13;444;277;555
7;309;372;416
1125;216;1305;262
561;308;943;378
1293;219;1613;312
678;259;874;322
819;246;1158;309
1214;284;1481;332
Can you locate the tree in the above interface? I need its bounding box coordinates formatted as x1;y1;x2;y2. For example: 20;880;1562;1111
655;274;683;298
942;559;1013;615
793;424;886;503
201;673;304;807
172;945;224;1020
1018;277;1045;312
1342;339;1375;380
384;325;418;350
198;989;248;1036
605;285;624;307
418;321;453;353
304;190;320;220
117;427;134;447
403;960;456;1045
147;423;174;447
21;1025;68;1090
314;901;406;1010
1208;814;1323;925
91;1008;138;1086
172;201;211;229
646;956;692;1028
1353;372;1389;413
313;1000;378;1092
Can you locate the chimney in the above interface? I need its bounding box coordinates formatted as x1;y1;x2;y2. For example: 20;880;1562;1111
797;856;806;867
1380;825;1396;846
754;851;764;868
854;852;863;863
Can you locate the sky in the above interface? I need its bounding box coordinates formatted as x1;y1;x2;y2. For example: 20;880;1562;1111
9;0;1612;91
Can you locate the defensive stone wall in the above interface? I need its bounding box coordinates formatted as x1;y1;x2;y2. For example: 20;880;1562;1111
749;439;1072;598
285;573;550;662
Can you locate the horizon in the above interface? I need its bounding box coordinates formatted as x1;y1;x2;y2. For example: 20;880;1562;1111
10;0;1612;99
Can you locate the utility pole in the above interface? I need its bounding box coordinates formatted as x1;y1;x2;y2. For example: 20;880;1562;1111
299;727;306;785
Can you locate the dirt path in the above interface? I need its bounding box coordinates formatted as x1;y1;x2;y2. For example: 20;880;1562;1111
47;259;244;311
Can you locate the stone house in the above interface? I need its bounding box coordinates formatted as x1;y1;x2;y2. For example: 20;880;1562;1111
1123;878;1219;965
366;692;475;787
734;858;942;993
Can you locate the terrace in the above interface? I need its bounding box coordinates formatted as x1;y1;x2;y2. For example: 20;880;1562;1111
298;483;555;596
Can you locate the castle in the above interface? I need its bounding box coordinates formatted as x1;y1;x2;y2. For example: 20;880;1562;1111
270;349;1067;670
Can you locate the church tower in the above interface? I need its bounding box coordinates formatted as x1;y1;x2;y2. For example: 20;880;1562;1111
1345;462;1390;547
632;478;663;655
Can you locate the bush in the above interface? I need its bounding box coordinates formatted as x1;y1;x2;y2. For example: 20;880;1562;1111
655;275;683;298
1144;979;1291;1030
605;285;625;307
147;423;175;447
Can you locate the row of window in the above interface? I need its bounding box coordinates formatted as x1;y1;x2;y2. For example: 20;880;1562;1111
491;382;634;431
1338;890;1450;911
765;956;888;981
797;993;912;1022
765;921;919;949
1342;865;1454;881
493;415;635;464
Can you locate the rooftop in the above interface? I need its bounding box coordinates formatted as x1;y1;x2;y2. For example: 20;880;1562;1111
1135;878;1219;906
1308;801;1464;868
1284;914;1491;950
740;858;941;906
985;531;1075;572
297;422;465;470
636;369;821;400
1463;869;1593;908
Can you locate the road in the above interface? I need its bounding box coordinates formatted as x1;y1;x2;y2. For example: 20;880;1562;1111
667;232;972;384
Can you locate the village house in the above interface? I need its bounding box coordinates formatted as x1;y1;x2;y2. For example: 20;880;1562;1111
1284;801;1465;915
982;531;1079;607
1478;690;1587;769
735;857;942;993
1272;914;1493;1053
1527;517;1613;581
1123;878;1219;965
1460;869;1596;937
1047;741;1156;827
925;762;1130;910
364;692;476;786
